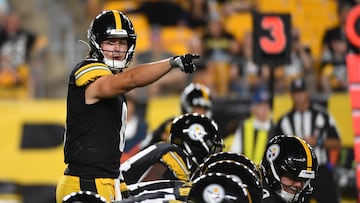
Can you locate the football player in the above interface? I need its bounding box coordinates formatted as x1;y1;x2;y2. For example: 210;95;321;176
56;10;200;203
120;113;223;186
144;82;213;147
260;135;318;203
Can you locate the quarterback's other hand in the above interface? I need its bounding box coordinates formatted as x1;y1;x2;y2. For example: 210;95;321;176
170;54;200;73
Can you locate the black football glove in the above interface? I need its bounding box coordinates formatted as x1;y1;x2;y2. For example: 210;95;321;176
170;54;200;73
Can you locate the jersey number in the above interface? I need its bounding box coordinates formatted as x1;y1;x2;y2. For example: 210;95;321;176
119;102;127;152
260;16;287;54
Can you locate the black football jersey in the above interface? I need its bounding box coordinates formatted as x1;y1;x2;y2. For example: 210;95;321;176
64;59;126;178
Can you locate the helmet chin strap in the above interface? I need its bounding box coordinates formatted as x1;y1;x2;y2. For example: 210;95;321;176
183;142;200;167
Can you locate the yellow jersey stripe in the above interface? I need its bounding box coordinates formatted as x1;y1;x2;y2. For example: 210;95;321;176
112;10;122;30
74;64;111;86
74;62;107;77
295;136;313;170
162;151;190;181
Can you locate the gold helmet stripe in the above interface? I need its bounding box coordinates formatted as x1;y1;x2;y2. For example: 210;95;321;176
294;136;312;170
112;10;122;30
200;85;209;102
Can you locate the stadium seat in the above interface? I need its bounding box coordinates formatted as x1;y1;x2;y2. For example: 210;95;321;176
257;0;294;13
160;25;194;55
224;12;252;42
126;14;151;53
102;0;139;11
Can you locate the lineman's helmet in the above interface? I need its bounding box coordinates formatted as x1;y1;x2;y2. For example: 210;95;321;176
188;173;253;203
63;191;107;203
195;152;261;181
169;113;223;171
204;160;263;203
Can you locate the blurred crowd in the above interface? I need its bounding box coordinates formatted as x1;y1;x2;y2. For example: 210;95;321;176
97;0;354;98
0;0;357;100
0;0;36;98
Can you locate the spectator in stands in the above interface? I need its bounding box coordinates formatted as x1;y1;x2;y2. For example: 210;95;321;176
232;31;271;96
202;13;239;63
223;87;274;164
0;0;9;28
125;0;187;26
0;10;37;97
133;26;187;98
0;54;28;88
319;2;351;93
201;13;240;96
321;1;351;57
320;33;348;93
0;11;36;71
221;0;257;16
276;27;315;93
135;26;173;65
187;34;216;90
183;0;209;32
273;77;342;203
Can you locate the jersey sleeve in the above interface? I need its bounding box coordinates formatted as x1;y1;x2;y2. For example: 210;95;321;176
74;62;112;86
161;151;191;181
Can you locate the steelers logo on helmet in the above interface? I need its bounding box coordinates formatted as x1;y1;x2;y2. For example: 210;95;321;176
202;183;225;203
266;143;280;162
169;113;223;171
188;173;253;203
183;123;207;141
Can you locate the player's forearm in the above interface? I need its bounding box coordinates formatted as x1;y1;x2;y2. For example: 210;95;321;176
92;54;198;97
123;58;173;89
87;59;174;98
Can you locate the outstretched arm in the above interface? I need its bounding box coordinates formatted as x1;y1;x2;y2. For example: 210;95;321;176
86;54;200;103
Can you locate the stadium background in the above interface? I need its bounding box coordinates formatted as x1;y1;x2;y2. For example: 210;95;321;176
0;0;358;203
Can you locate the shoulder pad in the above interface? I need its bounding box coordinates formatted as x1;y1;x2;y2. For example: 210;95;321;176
74;61;111;86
